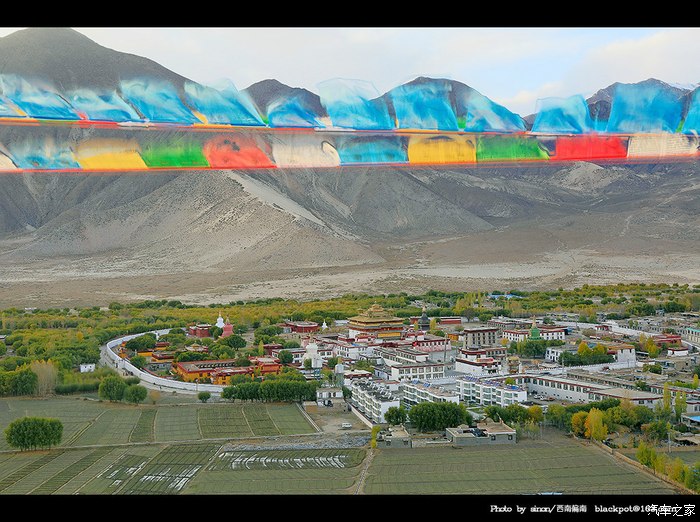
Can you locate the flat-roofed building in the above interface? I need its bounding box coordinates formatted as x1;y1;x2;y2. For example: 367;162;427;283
389;361;446;381
447;420;516;446
349;380;401;423
456;376;527;407
400;380;460;407
587;387;662;407
462;327;499;348
455;349;503;377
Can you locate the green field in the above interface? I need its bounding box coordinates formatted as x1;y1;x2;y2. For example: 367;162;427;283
363;435;680;495
0;397;316;449
0;397;684;495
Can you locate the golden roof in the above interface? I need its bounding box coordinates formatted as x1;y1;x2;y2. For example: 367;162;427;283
348;303;403;325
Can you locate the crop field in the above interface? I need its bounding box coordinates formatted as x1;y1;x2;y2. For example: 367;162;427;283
184;448;366;494
115;444;222;494
0;398;316;450
362;436;680;495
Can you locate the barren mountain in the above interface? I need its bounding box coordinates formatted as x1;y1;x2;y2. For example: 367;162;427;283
0;28;698;307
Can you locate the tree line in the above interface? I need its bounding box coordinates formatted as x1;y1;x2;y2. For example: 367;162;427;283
384;402;473;432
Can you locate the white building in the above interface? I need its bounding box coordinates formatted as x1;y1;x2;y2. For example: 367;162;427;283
390;362;446;381
79;363;96;373
400;380;460;407
686;327;700;346
503;328;565;343
456;376;528;407
545;345;577;363
455;349;503;377
349;380;401;423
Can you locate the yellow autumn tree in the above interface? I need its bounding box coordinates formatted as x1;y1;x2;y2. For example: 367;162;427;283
584;407;607;441
571;411;588;437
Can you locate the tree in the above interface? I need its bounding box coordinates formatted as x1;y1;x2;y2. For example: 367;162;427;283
642;420;670;443
221;386;237;402
98;375;127;402
224;334;247;349
546;404;569;429
198;391;211;403
148;390;161;405
527;405;544;424
577;341;592;357
693;374;699;390
384;406;408;425
29;360;58;396
5;417;63;451
303;358;313;370
571;411;588;436
123;384;147;404
130;355;147;370
584;407;607;441
278;350;293;364
327;356;340;369
636;440;654;467
674;390;687;422
409;402;472;432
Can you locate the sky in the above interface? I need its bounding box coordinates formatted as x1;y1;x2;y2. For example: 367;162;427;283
0;27;698;116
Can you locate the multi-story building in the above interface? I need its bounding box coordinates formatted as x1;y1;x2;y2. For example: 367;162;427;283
462;327;500;348
456;376;528;407
685;326;700;346
503;327;565;343
400;380;460;407
486;317;533;332
455;349;503;377
349;380;401;423
389;361;446;381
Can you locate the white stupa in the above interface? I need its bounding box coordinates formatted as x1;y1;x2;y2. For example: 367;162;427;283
321;320;328;331
303;342;324;369
215;312;225;329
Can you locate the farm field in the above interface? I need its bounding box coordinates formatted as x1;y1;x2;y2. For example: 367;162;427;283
0;397;317;451
362;432;680;495
0;398;684;495
183;448;367;494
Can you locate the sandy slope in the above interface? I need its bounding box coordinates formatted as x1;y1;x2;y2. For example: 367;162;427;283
0;162;698;307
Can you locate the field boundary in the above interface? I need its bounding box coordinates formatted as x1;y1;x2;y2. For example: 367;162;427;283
296;403;322;433
589;439;695;495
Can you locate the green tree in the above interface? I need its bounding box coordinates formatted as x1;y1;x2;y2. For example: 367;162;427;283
409;402;472;432
278;350;294;364
327;356;340;369
123;384;147;404
98;375;127;402
303;358;313;370
223;334;247;349
130;355;147;370
674;390;687;422
546;404;569;430
221;386;237;402
5;417;63;451
384;406;408;425
198;391;212;403
642;420;670;443
636;440;654;467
